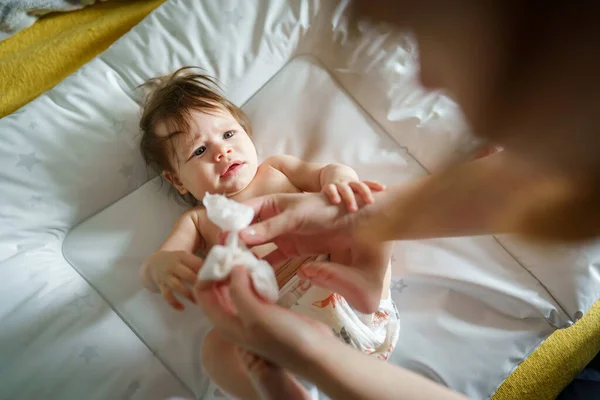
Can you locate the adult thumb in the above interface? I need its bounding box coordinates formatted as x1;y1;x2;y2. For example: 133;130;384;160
298;262;381;314
239;213;295;247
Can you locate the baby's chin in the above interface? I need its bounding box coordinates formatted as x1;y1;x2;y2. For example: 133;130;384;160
193;180;251;199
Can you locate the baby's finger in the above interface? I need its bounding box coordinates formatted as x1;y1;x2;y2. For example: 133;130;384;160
324;184;341;204
364;180;386;191
160;285;184;311
166;276;195;303
175;264;198;285
337;184;358;212
181;252;204;273
349;181;374;205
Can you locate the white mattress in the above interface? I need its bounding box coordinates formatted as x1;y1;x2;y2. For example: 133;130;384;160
1;1;599;399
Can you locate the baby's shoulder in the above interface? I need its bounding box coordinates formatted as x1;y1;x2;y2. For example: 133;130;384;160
185;206;220;248
261;154;299;168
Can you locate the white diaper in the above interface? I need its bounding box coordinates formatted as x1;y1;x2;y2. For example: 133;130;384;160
279;273;400;360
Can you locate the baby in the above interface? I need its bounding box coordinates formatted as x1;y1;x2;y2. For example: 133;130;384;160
138;67;399;399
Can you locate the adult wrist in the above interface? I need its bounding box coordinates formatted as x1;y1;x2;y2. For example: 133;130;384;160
290;334;346;388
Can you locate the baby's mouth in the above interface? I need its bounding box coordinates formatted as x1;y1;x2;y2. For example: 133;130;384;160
220;162;244;178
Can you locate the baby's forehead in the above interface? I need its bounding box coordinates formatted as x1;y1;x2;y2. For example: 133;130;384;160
154;107;234;139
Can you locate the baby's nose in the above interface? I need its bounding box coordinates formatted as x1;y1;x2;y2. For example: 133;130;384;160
214;147;232;161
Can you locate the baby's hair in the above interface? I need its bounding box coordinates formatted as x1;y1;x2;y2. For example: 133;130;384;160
139;66;252;205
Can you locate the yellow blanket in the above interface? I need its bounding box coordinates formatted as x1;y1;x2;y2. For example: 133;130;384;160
0;0;165;118
1;1;599;398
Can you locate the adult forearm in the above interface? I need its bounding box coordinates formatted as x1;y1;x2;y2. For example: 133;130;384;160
303;339;467;400
357;151;544;241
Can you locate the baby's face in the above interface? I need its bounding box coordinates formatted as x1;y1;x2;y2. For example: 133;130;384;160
158;108;258;199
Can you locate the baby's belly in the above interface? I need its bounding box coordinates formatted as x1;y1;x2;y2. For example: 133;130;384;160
250;242;318;288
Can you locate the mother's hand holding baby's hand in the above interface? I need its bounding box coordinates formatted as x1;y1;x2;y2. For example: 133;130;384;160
194;267;335;375
322;180;385;212
236;192;360;266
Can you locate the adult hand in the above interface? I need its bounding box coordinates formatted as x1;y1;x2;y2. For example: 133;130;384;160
235;191;390;313
195;269;468;400
237;192;361;266
194;267;335;375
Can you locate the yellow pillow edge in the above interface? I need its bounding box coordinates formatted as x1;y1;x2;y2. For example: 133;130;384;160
492;298;600;400
0;0;165;118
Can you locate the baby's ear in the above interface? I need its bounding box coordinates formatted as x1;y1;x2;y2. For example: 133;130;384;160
162;170;189;195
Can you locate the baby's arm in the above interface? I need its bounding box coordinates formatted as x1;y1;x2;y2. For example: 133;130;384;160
140;208;206;310
265;155;384;211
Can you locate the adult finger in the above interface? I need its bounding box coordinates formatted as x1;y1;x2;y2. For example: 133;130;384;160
228;267;271;321
262;248;290;267
298;262;380;314
166;276;195;303
349;181;374;205
240;213;297;247
193;282;243;341
160;285;184;311
337;184;358;212
243;195;281;220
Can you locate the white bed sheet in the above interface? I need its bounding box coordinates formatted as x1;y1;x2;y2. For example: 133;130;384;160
1;0;599;399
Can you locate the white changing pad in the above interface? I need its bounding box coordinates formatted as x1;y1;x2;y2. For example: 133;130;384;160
1;1;599;399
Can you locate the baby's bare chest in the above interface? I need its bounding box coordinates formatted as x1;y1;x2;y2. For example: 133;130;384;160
198;165;301;251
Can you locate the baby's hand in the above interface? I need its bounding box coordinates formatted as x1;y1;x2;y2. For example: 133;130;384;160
322;180;385;212
145;251;203;311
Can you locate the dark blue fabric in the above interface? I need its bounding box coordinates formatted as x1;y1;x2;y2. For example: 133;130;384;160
556;368;600;400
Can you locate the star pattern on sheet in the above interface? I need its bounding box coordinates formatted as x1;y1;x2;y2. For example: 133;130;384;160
223;8;243;26
29;195;43;208
79;345;99;364
391;279;407;293
111;117;125;132
204;43;218;61
29;120;39;130
119;163;134;178
130;58;142;69
124;380;141;397
16;152;41;171
68;293;94;311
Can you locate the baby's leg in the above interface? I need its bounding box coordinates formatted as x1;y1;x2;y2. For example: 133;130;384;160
299;241;393;314
202;330;311;400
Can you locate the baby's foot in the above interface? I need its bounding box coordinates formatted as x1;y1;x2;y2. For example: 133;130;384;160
297;262;383;314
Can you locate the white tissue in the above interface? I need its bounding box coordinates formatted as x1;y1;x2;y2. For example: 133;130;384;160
197;193;278;303
203;193;254;232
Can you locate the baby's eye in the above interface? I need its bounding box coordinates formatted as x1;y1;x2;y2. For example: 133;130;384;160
193;146;206;157
223;130;234;139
